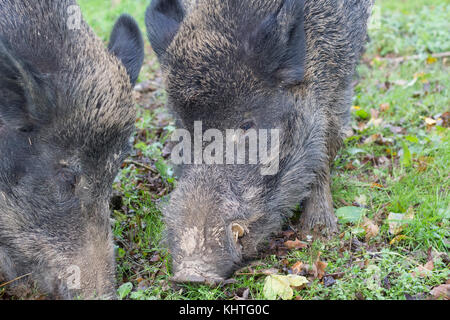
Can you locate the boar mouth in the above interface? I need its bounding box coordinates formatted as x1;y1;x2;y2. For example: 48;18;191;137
171;268;225;286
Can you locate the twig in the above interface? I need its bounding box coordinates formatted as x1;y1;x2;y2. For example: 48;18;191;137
379;51;450;63
123;159;159;174
0;273;32;288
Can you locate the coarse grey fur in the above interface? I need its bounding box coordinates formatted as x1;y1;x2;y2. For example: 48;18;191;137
146;0;373;283
0;0;143;299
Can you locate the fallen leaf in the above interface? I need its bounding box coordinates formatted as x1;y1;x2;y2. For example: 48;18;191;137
370;108;380;119
288;275;309;287
380;103;390;112
387;125;406;135
366;265;382;291
364;134;381;144
355;109;370;120
439;111;449;127
312;252;328;280
345;162;357;170
424;117;437;126
362;218;379;241
291;261;304;275
387;210;414;235
280;259;290;266
355;194;367;206
430;284;450;300
424;260;434;271
263;275;308;300
412;260;434;278
136;277;144;284
426;56;438;65
284;238;308;250
150;254;160;262
405;207;415;220
117;282;133;300
389;234;408;245
336;206;367;224
368;118;383;127
367;109;383;127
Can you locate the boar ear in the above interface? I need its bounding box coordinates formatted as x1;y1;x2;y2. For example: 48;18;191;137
244;0;306;87
0;40;52;132
146;0;185;61
108;14;145;85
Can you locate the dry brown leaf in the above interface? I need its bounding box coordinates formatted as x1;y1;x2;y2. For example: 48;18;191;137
368;109;383;127
362;218;379;241
412;259;434;278
291;261;304;275
315;261;328;280
280;259;290;266
440;111;450;127
430;284;450;300
371;182;384;189
380;103;390;112
371;108;380;119
364;134;381;144
312;252;328;280
345;162;357;170
284;238;308;250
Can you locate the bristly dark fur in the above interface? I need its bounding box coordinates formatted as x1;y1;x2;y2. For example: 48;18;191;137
146;0;373;283
0;0;144;299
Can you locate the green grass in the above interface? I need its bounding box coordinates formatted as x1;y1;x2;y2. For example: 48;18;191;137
77;0;450;300
78;0;148;39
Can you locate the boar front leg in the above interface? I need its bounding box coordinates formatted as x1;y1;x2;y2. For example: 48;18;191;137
298;111;347;236
299;167;338;237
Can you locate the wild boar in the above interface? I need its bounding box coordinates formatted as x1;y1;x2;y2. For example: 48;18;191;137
146;0;372;283
0;1;144;299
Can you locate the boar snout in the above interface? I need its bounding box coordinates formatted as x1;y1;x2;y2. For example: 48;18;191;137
170;255;229;286
171;267;225;285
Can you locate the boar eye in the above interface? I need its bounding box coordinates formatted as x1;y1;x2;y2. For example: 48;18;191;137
19;125;34;133
239;121;255;132
58;168;79;190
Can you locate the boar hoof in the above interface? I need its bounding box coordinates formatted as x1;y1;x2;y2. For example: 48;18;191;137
298;199;338;238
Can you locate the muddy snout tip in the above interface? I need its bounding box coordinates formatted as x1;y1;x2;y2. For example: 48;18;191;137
171;272;225;286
